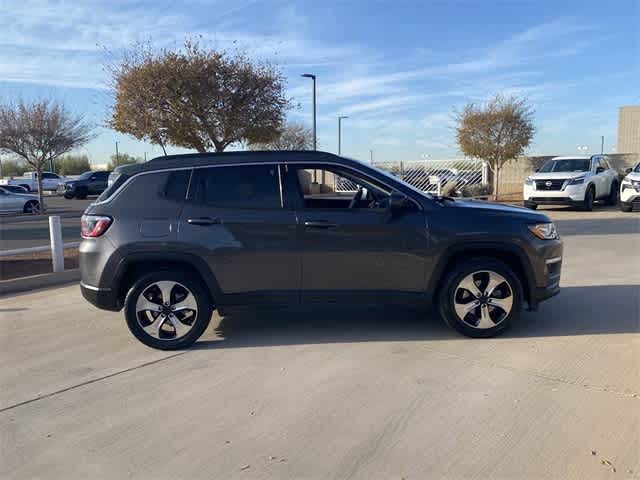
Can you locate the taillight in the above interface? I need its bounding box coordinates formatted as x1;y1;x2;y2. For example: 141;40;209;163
81;215;112;238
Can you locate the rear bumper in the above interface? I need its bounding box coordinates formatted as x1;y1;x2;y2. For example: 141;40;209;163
80;281;120;311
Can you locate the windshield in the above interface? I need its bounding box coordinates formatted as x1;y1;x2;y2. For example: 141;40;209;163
539;158;590;173
77;171;94;180
356;159;433;198
634;163;640;173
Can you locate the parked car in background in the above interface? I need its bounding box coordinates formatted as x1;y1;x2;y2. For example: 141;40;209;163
0;171;67;192
80;151;562;350
620;163;640;212
61;170;111;199
0;184;29;194
523;155;618;211
0;186;41;214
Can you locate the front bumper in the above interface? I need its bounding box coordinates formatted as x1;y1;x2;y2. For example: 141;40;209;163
523;183;587;204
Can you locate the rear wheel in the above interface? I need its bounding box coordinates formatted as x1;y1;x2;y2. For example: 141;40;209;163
620;203;632;212
438;258;523;338
605;182;618;205
23;200;40;214
124;271;213;350
581;186;595;211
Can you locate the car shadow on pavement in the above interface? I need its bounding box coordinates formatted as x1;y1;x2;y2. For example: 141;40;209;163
193;284;639;350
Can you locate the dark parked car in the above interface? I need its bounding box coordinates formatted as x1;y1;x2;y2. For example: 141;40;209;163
62;170;111;199
79;151;563;350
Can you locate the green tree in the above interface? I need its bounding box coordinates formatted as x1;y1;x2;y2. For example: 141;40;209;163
455;94;535;199
107;152;141;170
55;154;91;175
0;159;27;177
108;39;290;153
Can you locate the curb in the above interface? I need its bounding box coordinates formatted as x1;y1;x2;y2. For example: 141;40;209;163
0;269;80;296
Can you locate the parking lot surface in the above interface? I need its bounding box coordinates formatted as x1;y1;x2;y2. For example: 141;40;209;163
0;207;638;479
0;196;92;250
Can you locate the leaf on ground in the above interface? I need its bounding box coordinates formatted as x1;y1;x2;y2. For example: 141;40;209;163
240;465;250;470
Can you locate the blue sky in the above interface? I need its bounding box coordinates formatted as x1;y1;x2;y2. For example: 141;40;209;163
0;0;637;164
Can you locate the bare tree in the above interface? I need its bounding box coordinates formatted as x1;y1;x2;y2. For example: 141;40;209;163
0;99;94;212
249;122;313;150
455;94;535;199
108;39;290;153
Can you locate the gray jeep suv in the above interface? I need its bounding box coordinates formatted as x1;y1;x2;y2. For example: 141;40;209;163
80;151;563;349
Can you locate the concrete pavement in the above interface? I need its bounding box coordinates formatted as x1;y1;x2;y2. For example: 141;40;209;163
0;208;638;479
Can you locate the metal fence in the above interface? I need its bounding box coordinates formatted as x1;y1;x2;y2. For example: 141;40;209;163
335;159;489;195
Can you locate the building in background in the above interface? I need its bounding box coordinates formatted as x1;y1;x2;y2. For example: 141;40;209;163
617;106;640;154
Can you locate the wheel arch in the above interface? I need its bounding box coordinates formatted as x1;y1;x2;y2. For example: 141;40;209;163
112;251;224;313
430;242;535;308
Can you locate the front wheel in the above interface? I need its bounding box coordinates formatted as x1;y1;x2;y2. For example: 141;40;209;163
620;203;632;212
524;201;538;210
581;186;595;211
23;200;40;214
124;271;213;350
64;192;74;199
438;259;523;338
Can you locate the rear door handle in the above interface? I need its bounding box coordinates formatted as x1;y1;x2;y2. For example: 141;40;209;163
304;220;338;229
187;217;221;226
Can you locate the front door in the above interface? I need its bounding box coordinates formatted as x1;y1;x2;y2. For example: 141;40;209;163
286;163;430;305
179;164;299;305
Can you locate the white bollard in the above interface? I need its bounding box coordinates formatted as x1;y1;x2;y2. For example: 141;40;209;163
49;215;64;273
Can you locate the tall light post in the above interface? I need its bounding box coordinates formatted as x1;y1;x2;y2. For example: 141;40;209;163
369;149;373;164
301;74;317;151
338;115;348;155
115;141;120;167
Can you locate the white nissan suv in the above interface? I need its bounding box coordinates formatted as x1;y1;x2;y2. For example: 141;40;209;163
523;155;618;211
620;163;640;212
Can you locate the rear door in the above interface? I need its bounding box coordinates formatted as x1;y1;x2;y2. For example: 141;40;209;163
592;157;607;198
285;163;430;305
88;172;109;194
179;163;299;305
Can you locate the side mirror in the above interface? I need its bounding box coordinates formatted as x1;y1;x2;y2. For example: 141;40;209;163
534;168;540;173
389;190;409;212
596;166;605;174
625;167;633;174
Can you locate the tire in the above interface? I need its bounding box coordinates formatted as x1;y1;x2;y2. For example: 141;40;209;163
23;200;40;214
20;184;30;192
64;192;74;199
581;186;595;211
124;271;213;350
438;258;523;338
524;202;538;210
620;203;632;212
605;182;618;205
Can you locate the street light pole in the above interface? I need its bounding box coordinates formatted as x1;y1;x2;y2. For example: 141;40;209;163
115;141;120;167
601;136;604;154
369;149;373;164
338;115;348;155
301;74;317;151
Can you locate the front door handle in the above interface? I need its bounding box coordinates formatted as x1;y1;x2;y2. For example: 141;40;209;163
187;217;222;226
304;220;338;229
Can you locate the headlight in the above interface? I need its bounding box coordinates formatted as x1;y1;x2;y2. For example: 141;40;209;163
567;176;585;185
528;223;558;240
524;177;534;186
67;183;74;188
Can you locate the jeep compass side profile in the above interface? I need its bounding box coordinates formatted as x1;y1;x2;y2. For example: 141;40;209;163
80;151;563;350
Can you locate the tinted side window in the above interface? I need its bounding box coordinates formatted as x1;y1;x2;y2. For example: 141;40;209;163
164;169;191;202
191;165;281;209
42;173;58;179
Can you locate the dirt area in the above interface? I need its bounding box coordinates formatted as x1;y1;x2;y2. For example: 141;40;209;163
0;248;79;281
